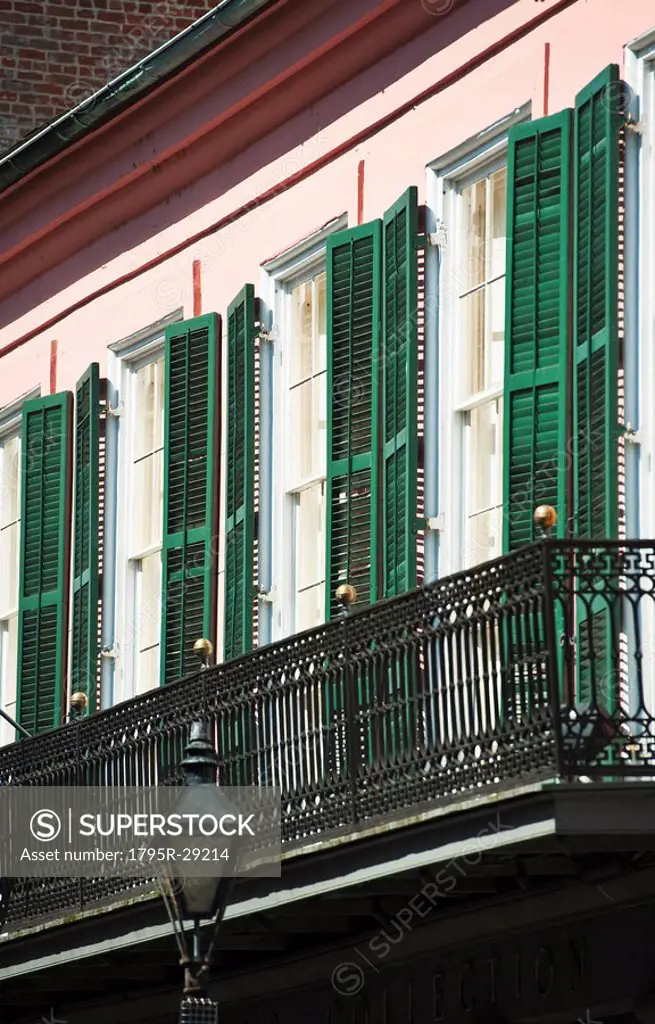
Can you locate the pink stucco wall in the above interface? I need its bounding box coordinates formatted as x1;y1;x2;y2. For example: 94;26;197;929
0;0;652;402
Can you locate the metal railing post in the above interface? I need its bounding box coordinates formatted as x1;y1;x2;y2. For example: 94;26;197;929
541;540;565;777
337;585;360;829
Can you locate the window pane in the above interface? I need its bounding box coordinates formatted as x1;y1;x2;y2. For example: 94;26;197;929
457;164;507;573
1;616;17;701
289;380;313;482
285;267;328;632
315;271;327;374
314;372;327;478
288;269;327;488
464;398;503;567
133;359;164;461
296;583;325;634
126;355;164;700
133;550;161;695
0;522;19;615
289;373;327;485
486;277;505;390
137;551;162;653
459;169;507;398
462;290;485;397
131;449;164;553
295;483;326;592
467;399;503;516
490;167;507;280
465;507;503;568
136;644;160;696
290;281;313;385
459;179;486;293
1;435;20;529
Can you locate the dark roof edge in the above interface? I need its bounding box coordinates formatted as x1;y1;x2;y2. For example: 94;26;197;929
0;0;278;194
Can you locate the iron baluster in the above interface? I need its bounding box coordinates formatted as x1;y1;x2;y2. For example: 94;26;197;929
337;584;360;829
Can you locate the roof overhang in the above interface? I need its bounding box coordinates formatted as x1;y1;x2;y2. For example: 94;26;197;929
0;0;475;305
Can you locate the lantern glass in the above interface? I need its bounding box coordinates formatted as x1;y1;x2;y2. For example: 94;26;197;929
176;873;233;921
164;781;239;921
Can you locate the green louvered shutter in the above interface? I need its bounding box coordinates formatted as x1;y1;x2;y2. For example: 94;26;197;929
17;393;73;735
71;363;100;712
326;221;381;619
573;64;621;540
502;111;571;552
573;66;623;712
224;286;256;661
382;187;419;596
577;607;614;705
160;314;221;685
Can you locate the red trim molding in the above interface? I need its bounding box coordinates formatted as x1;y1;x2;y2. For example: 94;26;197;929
0;0;454;301
49;339;58;394
0;0;579;357
357;160;365;225
193;259;202;317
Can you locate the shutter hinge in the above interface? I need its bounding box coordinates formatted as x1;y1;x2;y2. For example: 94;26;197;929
425;514;445;532
626;118;644;136
100;644;119;660
624;422;642;445
106;401;124;418
427;223;447;251
258;587;276;603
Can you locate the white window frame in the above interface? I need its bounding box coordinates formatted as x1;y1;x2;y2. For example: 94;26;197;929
625;34;655;539
0;386;40;745
109;312;182;704
261;214;346;642
625;33;655;711
427;105;530;579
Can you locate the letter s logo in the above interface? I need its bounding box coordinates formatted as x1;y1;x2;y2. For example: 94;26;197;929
30;809;62;842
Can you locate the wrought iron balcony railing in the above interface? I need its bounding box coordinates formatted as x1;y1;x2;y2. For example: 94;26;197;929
2;539;655;932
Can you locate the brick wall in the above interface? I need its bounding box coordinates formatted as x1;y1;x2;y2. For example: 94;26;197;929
0;0;216;155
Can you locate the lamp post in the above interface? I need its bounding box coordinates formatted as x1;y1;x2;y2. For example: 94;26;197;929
159;719;239;1024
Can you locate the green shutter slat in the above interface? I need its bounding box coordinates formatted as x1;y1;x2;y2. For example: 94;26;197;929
573;64;622;540
502;111;571;552
578;607;613;707
71;363;100;713
573;66;624;712
161;314;221;685
224;286;256;660
326;220;381;619
382;186;419;597
17;392;73;736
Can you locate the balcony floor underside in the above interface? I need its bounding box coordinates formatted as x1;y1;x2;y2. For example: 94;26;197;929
4;783;655;1022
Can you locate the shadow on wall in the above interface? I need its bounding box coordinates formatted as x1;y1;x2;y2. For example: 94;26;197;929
0;0;519;330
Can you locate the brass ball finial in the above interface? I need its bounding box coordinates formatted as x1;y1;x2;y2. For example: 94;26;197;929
193;638;214;657
193;637;214;669
335;583;357;608
70;691;89;713
534;505;557;533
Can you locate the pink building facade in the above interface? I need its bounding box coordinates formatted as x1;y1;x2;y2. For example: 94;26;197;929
0;0;653;741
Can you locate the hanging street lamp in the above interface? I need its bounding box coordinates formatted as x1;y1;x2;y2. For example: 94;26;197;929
159;717;241;1024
